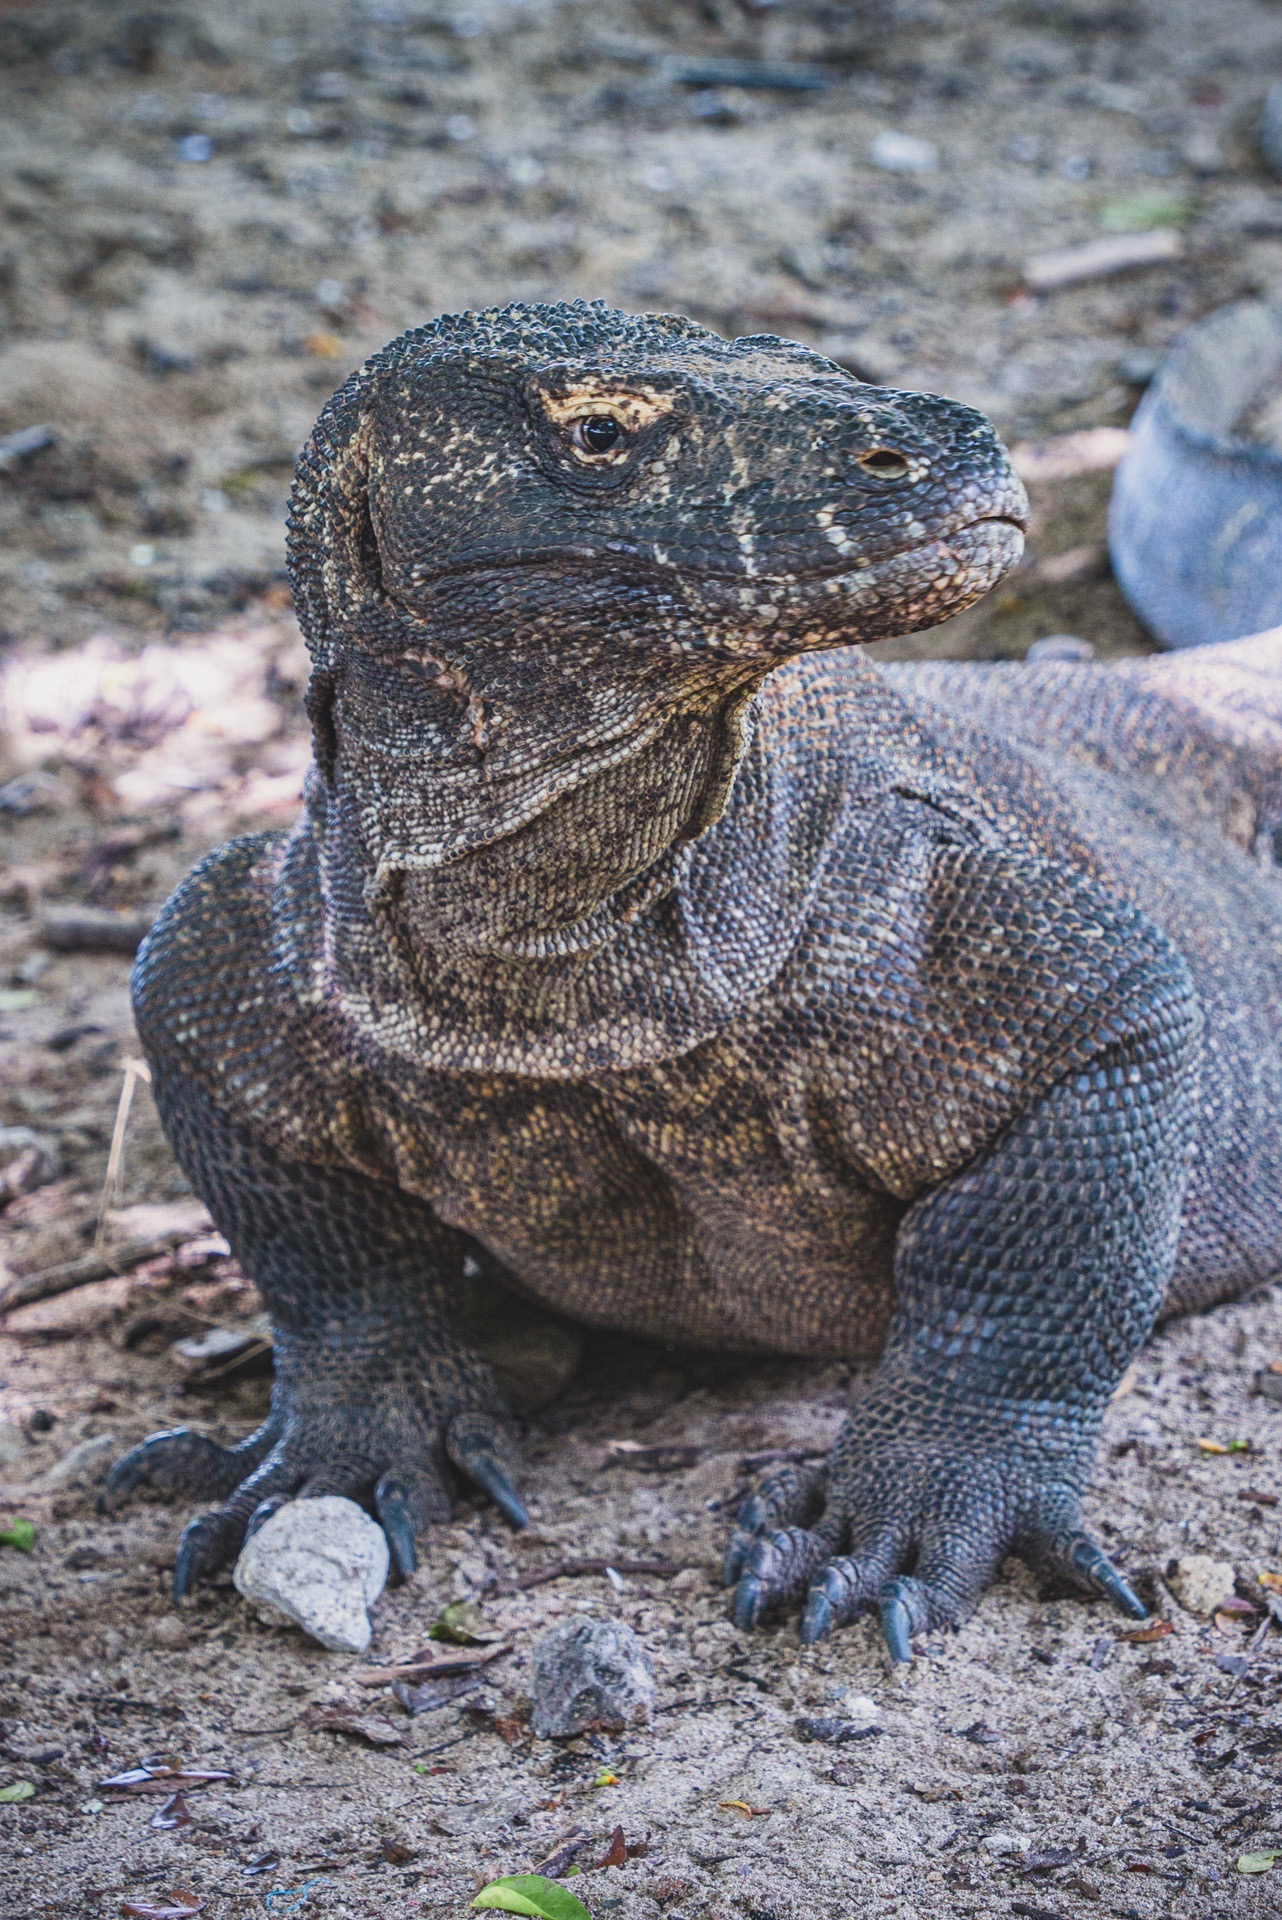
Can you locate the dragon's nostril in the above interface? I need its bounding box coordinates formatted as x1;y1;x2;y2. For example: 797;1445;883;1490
856;447;912;480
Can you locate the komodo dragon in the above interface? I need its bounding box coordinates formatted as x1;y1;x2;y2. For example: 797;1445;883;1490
102;301;1282;1660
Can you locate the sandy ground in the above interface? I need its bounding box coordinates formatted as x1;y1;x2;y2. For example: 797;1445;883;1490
4;1;1282;1915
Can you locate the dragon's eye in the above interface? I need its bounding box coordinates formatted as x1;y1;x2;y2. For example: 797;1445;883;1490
857;447;911;480
572;415;624;454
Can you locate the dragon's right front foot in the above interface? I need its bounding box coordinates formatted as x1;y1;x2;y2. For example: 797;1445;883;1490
101;1345;525;1598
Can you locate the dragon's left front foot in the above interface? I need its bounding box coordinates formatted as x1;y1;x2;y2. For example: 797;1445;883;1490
723;1384;1146;1661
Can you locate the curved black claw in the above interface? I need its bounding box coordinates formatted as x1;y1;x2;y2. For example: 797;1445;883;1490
800;1587;834;1645
731;1525;832;1631
1067;1533;1148;1619
244;1495;289;1542
461;1451;529;1528
375;1475;419;1580
733;1573;765;1632
173;1510;243;1601
880;1590;914;1665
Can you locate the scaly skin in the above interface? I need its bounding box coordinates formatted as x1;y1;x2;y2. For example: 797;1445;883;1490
102;302;1282;1659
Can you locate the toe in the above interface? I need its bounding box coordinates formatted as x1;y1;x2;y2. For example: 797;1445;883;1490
375;1467;451;1580
722;1463;827;1587
732;1523;838;1630
800;1534;899;1643
173;1508;245;1600
100;1421;277;1513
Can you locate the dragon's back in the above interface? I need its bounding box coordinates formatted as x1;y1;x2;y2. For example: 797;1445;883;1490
881;626;1282;865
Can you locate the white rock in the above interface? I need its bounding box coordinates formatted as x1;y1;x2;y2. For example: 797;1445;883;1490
1169;1553;1236;1616
840;1691;880;1726
870;129;939;174
0;1421;25;1468
232;1496;389;1653
983;1830;1031;1856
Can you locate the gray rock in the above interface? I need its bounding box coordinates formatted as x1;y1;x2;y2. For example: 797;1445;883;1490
1109;292;1282;648
233;1496;389;1653
0;1127;59;1202
41;1433;117;1488
869;129;938;174
530;1616;656;1738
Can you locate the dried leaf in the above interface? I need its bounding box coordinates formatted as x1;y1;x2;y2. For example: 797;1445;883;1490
119;1894;202;1918
603;1439;704;1471
430;1600;501;1645
150;1792;192;1830
0;1781;35;1802
0;1519;36;1552
1022;1846;1074;1873
380;1838;415;1865
1197;1438;1251;1455
392;1672;482;1717
297;1705;405;1747
1259;1571;1282;1593
1119;1621;1174;1645
531;1832;586;1878
1237;1488;1279;1507
719;1799;772;1817
99;1766;234;1795
1238;1850;1282;1874
595;1825;628;1869
472;1875;592;1919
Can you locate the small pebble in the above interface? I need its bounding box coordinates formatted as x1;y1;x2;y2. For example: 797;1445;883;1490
530;1617;656;1738
869;129;939;175
1169;1553;1237;1616
233;1496;389;1653
1026;635;1096;662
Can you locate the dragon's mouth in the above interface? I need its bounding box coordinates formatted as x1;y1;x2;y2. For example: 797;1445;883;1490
392;506;1028;598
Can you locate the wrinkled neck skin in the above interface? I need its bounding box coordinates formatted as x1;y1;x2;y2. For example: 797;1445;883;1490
386;690;763;957
316;592;777;967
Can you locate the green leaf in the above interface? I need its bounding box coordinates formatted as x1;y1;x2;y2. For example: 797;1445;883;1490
0;1781;36;1803
1238;1850;1282;1874
430;1600;499;1645
0;1520;36;1553
1096;191;1191;233
472;1874;593;1918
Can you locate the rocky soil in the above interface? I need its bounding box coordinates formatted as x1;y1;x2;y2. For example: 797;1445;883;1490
3;2;1282;1916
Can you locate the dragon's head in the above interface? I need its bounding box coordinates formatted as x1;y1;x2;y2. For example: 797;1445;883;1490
288;301;1025;879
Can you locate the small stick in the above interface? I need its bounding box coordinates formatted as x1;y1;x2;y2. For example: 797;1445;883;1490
96;1057;151;1248
498;1557;683;1594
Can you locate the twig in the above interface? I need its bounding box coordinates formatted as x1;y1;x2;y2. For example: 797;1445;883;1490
37;905;154;955
497;1557;683;1594
96;1057;151;1248
0;1225;200;1313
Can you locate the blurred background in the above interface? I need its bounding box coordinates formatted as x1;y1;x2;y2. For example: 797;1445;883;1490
2;0;1280;662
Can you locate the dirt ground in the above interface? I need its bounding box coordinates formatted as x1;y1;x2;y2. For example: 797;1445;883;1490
4;1;1282;1915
